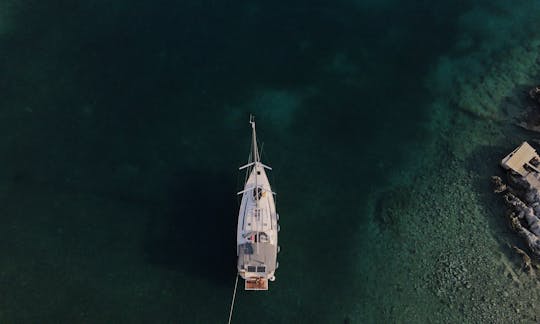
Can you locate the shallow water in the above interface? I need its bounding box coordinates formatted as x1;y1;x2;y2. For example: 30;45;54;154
2;0;540;322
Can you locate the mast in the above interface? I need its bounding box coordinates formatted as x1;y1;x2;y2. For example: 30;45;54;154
250;115;260;251
250;115;260;163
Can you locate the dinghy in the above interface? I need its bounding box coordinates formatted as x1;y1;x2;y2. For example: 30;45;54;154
236;115;279;291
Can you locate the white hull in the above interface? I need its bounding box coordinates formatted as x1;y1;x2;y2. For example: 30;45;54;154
236;117;279;290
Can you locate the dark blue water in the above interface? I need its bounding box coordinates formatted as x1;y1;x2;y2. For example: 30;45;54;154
1;0;540;322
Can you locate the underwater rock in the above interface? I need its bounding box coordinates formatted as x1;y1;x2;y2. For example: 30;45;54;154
529;85;540;104
491;176;507;193
516;108;540;133
516;86;540;132
510;245;535;277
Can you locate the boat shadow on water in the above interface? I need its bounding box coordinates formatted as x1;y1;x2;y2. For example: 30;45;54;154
144;168;238;285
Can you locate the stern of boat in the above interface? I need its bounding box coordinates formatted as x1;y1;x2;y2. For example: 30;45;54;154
245;277;268;290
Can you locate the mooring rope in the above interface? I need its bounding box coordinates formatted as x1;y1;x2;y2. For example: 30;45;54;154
228;274;239;324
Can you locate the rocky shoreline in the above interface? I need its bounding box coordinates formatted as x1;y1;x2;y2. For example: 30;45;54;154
492;85;540;276
492;175;540;272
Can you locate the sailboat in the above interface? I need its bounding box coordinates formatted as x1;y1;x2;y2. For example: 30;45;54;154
236;115;279;291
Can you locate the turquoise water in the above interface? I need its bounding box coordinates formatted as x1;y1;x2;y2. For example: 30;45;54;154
2;0;540;322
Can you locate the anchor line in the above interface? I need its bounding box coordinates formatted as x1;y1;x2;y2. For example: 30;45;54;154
227;274;239;324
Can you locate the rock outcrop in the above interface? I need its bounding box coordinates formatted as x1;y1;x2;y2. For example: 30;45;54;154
493;174;540;262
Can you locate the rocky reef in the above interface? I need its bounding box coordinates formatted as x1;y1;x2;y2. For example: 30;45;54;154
517;85;540;132
491;175;540;275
